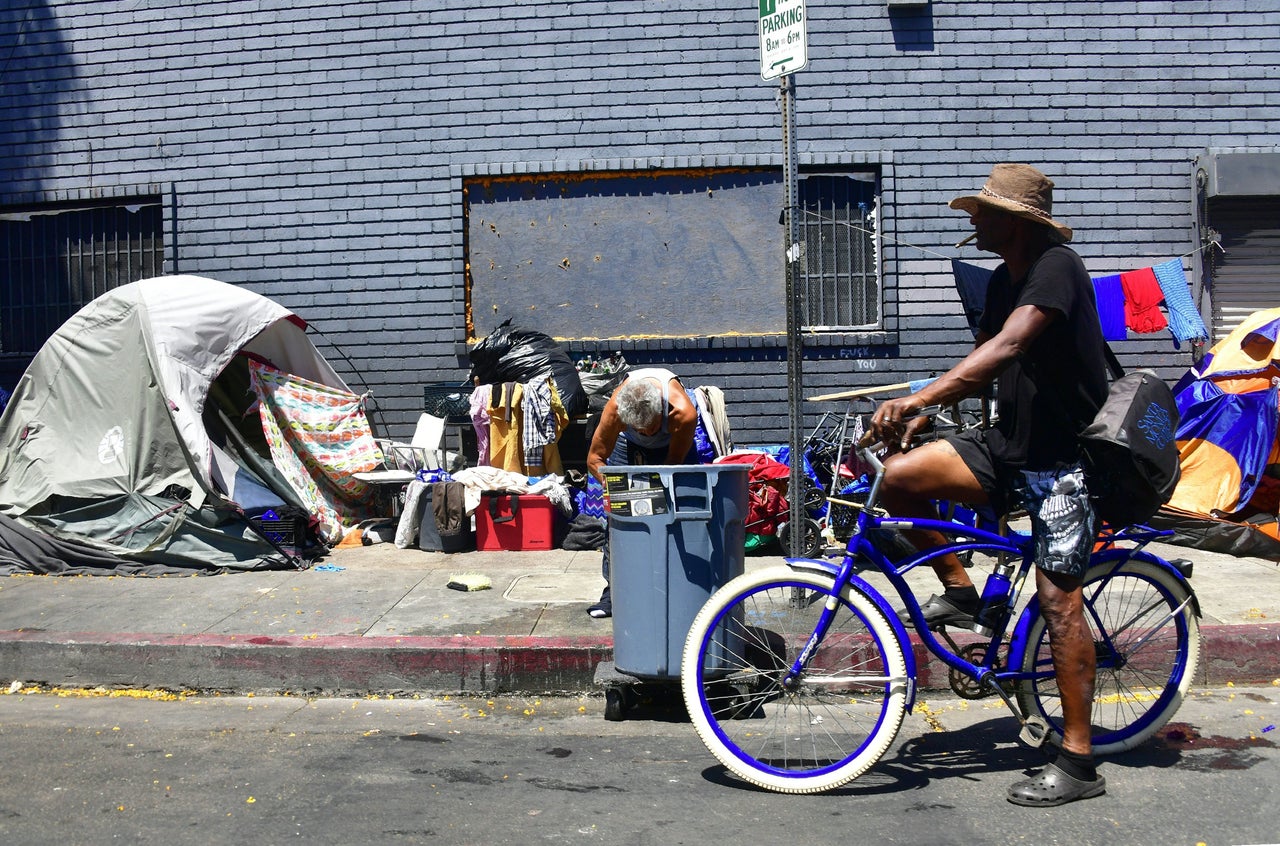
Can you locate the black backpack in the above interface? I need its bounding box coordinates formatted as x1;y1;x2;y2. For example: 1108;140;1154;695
1077;348;1182;526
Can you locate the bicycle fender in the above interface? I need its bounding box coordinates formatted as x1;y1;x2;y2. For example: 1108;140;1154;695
1092;548;1203;619
785;556;919;712
1007;548;1201;661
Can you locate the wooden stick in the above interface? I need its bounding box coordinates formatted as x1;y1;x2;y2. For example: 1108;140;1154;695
806;381;916;402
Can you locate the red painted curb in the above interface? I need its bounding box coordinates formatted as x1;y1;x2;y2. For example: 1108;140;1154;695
1197;622;1280;685
0;630;612;651
0;630;613;695
906;623;1280;689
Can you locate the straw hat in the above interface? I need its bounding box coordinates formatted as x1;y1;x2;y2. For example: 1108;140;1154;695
949;163;1073;243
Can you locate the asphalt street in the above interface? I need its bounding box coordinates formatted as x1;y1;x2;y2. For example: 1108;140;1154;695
0;685;1276;846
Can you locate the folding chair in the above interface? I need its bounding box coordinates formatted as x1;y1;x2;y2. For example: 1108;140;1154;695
354;413;447;513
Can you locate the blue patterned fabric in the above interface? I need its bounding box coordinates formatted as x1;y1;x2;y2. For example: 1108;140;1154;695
574;476;607;519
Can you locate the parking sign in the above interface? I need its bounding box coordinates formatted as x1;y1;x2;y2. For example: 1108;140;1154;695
759;0;807;80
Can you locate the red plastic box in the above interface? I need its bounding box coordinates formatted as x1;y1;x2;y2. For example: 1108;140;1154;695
475;492;561;551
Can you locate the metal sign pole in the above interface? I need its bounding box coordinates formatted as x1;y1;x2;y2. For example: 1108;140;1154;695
759;0;809;556
780;73;804;557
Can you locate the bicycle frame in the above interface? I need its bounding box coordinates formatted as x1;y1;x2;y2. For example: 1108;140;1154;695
782;508;1032;713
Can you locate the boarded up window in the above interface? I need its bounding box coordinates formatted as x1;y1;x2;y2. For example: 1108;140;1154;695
465;169;785;341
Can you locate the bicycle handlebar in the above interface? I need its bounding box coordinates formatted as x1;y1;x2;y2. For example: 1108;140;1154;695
853;405;943;508
856;404;942;451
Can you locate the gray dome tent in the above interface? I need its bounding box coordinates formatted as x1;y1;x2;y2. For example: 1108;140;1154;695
0;275;374;573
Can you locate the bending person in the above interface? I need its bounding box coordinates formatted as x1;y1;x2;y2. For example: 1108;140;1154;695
585;368;704;619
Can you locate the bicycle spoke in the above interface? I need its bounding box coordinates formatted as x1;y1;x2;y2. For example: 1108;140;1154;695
800;674;902;687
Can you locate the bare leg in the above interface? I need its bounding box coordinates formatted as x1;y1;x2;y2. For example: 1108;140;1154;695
1036;568;1095;756
1006;565;1105;804
879;439;989;590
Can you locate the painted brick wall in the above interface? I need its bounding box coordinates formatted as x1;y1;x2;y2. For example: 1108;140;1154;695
2;1;1277;449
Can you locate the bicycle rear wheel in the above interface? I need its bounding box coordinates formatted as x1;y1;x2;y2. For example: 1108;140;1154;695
1016;557;1200;754
681;566;909;793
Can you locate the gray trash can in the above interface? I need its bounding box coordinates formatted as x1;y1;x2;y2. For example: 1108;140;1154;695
604;463;749;679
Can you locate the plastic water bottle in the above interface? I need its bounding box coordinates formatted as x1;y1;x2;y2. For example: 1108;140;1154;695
971;559;1015;637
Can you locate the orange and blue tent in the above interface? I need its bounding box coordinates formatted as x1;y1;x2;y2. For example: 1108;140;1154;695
1158;308;1280;558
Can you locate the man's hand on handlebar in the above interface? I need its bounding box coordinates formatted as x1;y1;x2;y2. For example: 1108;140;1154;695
870;395;933;453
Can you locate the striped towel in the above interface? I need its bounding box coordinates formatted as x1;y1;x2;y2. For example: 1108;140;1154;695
521;374;557;473
1152;258;1209;347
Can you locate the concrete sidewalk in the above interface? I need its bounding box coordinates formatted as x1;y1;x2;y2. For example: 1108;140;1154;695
0;539;1276;696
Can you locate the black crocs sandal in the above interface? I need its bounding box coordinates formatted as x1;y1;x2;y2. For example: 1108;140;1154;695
898;593;978;629
1007;762;1106;807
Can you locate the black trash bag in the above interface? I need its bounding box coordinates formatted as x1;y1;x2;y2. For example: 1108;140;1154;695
469;319;586;416
577;352;629;413
579;370;628;413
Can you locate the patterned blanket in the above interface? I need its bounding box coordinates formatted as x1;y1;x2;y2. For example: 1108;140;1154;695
248;361;381;542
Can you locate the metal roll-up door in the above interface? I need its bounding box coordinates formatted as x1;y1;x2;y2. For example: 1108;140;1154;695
1205;197;1280;341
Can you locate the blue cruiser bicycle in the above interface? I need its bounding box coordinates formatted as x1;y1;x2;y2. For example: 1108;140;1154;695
681;435;1200;794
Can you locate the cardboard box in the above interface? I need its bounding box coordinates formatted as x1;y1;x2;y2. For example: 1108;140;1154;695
476;492;561;551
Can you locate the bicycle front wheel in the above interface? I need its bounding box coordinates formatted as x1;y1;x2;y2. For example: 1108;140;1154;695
681;566;909;793
1016;558;1200;754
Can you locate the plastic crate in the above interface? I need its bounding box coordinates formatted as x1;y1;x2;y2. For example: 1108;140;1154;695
476;493;562;551
423;383;472;419
253;512;308;551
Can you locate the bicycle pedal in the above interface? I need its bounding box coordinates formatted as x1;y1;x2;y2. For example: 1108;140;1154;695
1019;715;1050;748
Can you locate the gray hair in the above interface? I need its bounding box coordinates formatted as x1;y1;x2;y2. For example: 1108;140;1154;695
616;377;663;430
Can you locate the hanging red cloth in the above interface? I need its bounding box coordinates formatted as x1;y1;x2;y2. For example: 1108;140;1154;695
1120;267;1169;334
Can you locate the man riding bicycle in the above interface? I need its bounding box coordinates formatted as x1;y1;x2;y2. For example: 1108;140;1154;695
868;164;1110;807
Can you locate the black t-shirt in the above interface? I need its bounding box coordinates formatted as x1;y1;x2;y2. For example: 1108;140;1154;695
978;245;1109;470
